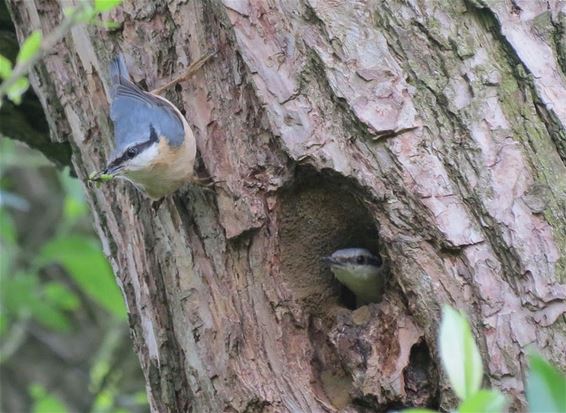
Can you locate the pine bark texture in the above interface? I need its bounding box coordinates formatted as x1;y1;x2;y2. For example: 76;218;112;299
6;0;566;412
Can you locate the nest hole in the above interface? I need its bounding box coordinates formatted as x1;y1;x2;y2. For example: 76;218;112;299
277;168;382;314
403;339;439;408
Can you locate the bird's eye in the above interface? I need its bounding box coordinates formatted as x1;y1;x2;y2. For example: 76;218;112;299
126;147;138;158
356;256;365;264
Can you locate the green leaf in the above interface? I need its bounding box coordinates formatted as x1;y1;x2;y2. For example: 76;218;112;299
30;384;68;413
92;390;113;410
0;208;16;244
402;409;438;413
94;0;123;12
29;300;72;331
439;305;483;400
527;353;566;413
91;360;110;387
63;196;88;222
29;384;45;398
459;389;506;413
38;235;126;319
43;282;80;311
0;273;75;331
16;31;42;64
0;55;13;79
6;76;29;104
1;272;38;316
32;392;68;413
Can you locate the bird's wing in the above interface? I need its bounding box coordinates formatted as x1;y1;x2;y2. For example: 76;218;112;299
108;55;185;151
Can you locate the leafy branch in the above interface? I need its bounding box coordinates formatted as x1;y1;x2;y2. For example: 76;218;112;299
404;305;566;413
0;0;122;106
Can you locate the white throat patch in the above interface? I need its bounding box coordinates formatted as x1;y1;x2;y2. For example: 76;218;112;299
125;143;159;172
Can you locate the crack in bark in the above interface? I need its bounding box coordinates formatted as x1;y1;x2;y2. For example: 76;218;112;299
550;11;566;77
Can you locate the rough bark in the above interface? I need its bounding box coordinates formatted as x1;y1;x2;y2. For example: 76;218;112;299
5;0;566;412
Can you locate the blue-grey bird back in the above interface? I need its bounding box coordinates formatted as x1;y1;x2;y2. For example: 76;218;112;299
108;55;185;154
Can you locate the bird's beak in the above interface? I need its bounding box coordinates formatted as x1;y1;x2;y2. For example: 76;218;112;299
102;163;123;177
322;256;338;266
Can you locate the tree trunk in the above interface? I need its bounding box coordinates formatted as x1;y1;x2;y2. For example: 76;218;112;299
6;0;566;411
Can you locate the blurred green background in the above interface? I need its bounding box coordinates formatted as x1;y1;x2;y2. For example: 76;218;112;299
0;138;148;413
0;1;148;411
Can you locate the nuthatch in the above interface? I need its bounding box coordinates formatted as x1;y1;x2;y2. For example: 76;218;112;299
91;54;209;200
323;248;387;306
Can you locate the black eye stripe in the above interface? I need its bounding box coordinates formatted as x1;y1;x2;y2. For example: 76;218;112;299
110;124;160;167
367;256;382;266
125;124;159;157
347;255;382;266
126;141;149;156
149;124;158;143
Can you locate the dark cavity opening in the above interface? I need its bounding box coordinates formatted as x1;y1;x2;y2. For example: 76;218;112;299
277;167;382;313
403;339;439;409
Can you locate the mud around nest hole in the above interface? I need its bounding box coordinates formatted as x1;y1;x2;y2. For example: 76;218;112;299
277;169;382;313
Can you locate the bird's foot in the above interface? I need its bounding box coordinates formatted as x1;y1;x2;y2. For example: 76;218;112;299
193;175;224;189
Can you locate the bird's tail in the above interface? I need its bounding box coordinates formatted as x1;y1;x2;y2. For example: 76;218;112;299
109;54;129;86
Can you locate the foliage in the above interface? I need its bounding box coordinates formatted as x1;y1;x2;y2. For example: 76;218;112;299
0;139;146;412
439;306;484;400
29;384;68;413
17;31;42;65
1;1;144;410
527;353;566;413
39;235;125;319
0;145;124;339
0;0;122;106
404;305;566;413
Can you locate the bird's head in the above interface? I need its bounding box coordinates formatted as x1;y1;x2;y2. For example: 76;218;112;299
323;248;383;277
98;124;161;178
